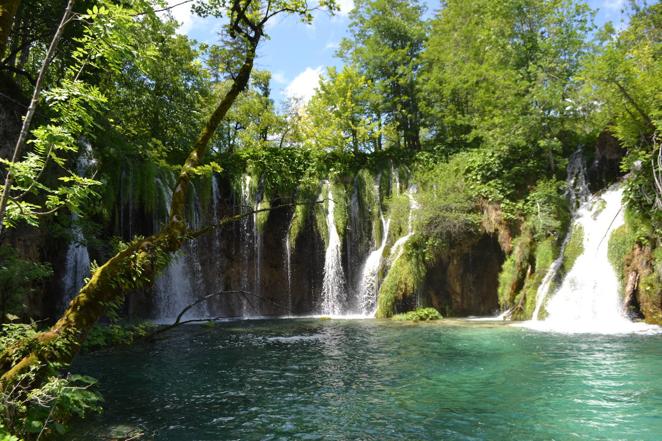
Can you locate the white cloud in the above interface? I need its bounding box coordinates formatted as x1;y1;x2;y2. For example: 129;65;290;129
337;0;354;15
272;71;288;85
602;0;626;10
284;66;323;103
160;0;197;34
325;41;339;51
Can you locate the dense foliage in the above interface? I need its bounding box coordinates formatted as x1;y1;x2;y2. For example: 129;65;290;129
0;0;660;437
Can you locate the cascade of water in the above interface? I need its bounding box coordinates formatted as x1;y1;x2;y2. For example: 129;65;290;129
61;214;91;308
239;175;252;316
565;149;591;210
531;152;591;320
388;187;419;264
357;213;391;316
285;231;293;316
61;149;94;308
321;181;347;315
525;185;656;334
391;165;401;196
211;174;222;256
153;176;200;321
346;182;361;289
253;185;263;302
531;234;570;321
187;186;208;315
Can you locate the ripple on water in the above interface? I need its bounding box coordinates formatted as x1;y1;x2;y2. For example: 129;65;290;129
68;319;662;441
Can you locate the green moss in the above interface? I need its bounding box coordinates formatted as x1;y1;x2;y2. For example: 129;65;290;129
330;180;348;239
392;307;442;322
256;198;270;233
639;271;662;325
497;230;533;309
592;198;607;219
517;237;559;319
314;184;329;248
375;249;426;318
608;224;637;289
384;193;411;250
288;202;309;249
561;224;583;274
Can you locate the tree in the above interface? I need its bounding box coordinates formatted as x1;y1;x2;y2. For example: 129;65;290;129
304;65;378;153
420;0;592;200
339;0;427;151
0;0;21;58
581;2;661;223
0;0;337;402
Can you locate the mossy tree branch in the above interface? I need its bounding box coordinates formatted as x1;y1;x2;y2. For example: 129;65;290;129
0;0;337;394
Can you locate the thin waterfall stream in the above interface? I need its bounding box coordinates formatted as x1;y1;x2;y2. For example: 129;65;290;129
357;214;390;316
388;187;419;264
320;181;347;315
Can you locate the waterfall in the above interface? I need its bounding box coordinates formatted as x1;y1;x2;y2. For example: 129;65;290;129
211;174;222;257
525;185;656;334
531;231;574;321
61;148;94;308
357;214;391;316
153;176;201;321
391;165;401;195
61;214;91;308
388;187;419;264
254;195;263;302
285;232;293;316
239;175;252;316
531;151;591;320
321;181;347;315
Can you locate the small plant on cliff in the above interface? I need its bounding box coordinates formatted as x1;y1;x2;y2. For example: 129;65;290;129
392;307;442;322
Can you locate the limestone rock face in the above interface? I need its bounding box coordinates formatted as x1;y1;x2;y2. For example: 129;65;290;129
50;172;507;320
420;235;504;317
588;131;625;192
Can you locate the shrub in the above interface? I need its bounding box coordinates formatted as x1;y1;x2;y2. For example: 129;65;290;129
0;324;102;439
391;307;442;322
82;322;155;352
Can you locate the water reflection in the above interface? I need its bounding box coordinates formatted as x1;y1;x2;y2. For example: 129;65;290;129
69;319;662;441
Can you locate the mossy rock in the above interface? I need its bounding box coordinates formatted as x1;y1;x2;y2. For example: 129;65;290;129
256;198;271;233
375;248;425;318
562;224;583;273
497;229;534;308
392;307;442;322
639;272;662;325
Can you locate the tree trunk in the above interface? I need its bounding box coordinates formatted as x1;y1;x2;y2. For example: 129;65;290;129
0;38;259;390
0;0;21;58
0;0;75;236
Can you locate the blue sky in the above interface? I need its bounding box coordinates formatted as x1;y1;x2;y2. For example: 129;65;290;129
166;0;630;106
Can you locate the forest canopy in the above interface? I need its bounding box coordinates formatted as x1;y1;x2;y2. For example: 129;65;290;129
0;0;660;439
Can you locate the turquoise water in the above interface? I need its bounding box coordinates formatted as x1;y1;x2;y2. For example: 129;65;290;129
69;319;662;440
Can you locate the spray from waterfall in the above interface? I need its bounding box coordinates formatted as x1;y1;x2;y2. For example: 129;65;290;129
321;181;347;315
357;213;391;316
525;185;657;334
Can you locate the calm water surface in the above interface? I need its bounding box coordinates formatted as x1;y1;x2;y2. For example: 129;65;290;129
68;319;662;440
